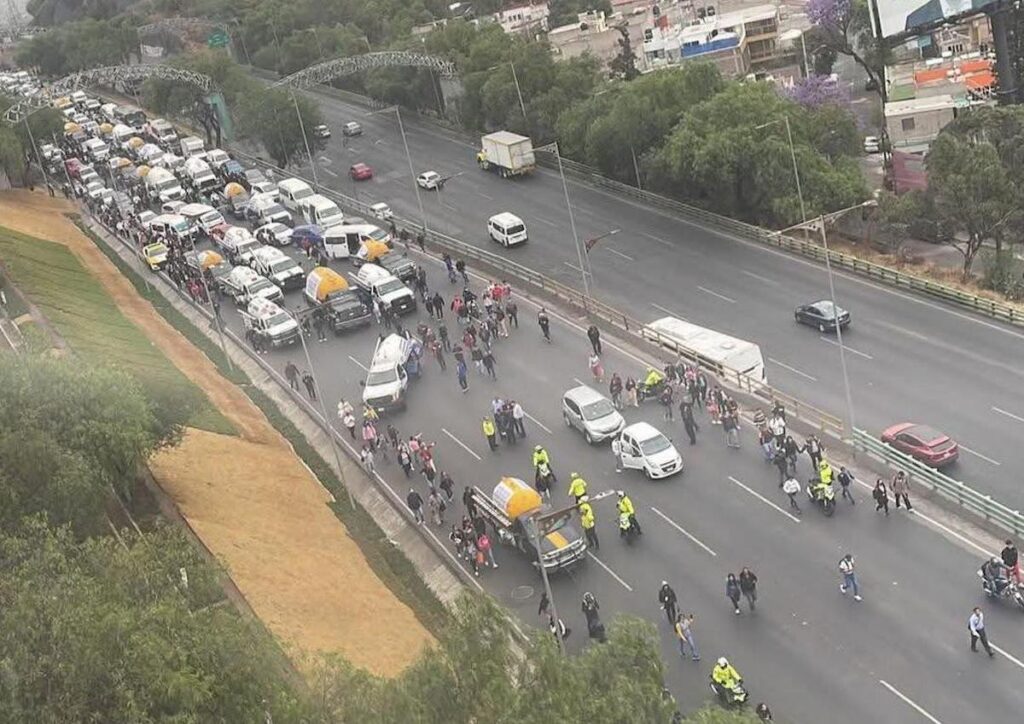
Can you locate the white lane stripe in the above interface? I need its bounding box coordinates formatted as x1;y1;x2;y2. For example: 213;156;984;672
573;377;586;386
651;302;686;319
741;269;779;285
605;247;635;261
564;261;583;272
476;191;494;200
727;476;801;523
819;336;873;360
588;552;633;591
523;410;553;435
875;319;929;342
441;427;482;461
535;216;558;227
993;406;1024;424
641;232;672;247
958;444;1001;466
992;643;1024;671
697;285;736;304
650;507;717;557
768;357;818;382
321;167;339;177
347;355;369;372
878;680;943;724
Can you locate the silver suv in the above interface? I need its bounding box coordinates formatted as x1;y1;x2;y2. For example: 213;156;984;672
562;385;625;444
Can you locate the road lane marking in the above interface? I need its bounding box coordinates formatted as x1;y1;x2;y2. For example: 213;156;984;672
573;377;586;386
605;247;635;262
727;476;801;523
697;285;736;304
993;406;1024;424
650;507;717;556
641;232;672;247
819;336;873;360
564;261;583;272
878;680;943;724
476;191;494;200
992;643;1024;671
768;357;818;382
321;167;339;177
535;216;557;227
875;319;929;342
958;444;1001;466
347;355;369;372
318;155;331;163
588;552;633;591
441;427;482;461
523;410;552;435
740;269;779;285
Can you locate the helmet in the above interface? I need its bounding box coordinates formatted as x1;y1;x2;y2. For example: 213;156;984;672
570;472;579;479
617;490;625;498
992;557;1002;565
661;580;668;586
717;657;728;667
535;445;542;452
579;495;590;504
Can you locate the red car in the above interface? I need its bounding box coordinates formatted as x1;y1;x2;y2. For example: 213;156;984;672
349;162;373;181
881;423;959;467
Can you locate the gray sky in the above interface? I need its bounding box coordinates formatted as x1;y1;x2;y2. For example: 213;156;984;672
875;0;990;39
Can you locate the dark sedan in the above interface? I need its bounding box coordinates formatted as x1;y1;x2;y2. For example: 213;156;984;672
881;422;959;467
795;300;850;332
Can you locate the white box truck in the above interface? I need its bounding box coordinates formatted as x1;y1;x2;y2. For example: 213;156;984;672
476;131;535;178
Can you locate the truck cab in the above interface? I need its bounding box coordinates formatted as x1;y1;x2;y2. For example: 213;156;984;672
351;264;416;315
250;246;304;291
240;297;300;349
361;333;421;412
222;266;284;306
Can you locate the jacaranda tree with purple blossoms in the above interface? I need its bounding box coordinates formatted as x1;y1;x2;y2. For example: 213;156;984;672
807;0;889;97
784;74;850;108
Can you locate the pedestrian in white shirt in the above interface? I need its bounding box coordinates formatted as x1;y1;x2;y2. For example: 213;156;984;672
969;607;994;656
512;400;526;437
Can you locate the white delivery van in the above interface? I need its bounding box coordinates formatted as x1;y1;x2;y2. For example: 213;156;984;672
250;246;304;291
277;178;314;212
321;218;390;260
144;167;185;203
361;333;417;412
351;264;416;315
300;194;344;229
69;90;87;107
241;297;300;349
148;213;194;243
179;203;224;236
641;316;767;385
487;212;528;247
81;138;110;164
222;266;283;306
147;118;178;146
179;135;205;158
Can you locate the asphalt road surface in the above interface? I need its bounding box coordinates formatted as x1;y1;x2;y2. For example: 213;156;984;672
285;88;1024;515
143;210;1024;723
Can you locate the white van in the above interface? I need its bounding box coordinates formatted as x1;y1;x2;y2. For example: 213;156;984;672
205;148;230;170
148;213;193;243
146;118;178;146
214;226;262;265
351;264;416;315
362;333;417;412
100;103;119;122
301;194;344;229
241;297;300;349
277;178;314;212
321;218;390;260
642;316;767;385
222;266;283;306
250;246;304;291
81;138;109;163
247;193;292;226
144;167;185;203
487;212;527;247
179;203;224;236
183;156;218;192
179;135;205;158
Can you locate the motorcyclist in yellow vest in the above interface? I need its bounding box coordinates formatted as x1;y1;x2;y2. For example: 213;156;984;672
568;472;588;502
532;445;550;469
813;459;833;499
644;367;665;389
578;496;599;549
616;491;642;535
712;657;741;690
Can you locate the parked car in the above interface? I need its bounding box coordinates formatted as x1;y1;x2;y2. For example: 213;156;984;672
794;300;851;332
611;422;683;479
863;135;880;154
255;222;293;246
562;385;625;444
350;162;374;181
416;170;441;189
881;423;959;467
313;124;331;139
342;121;362;137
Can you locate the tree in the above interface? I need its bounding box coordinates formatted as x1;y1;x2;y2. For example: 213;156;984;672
236;88;324;168
547;0;613;28
806;0;889;98
783;74;849;109
608;24;639;81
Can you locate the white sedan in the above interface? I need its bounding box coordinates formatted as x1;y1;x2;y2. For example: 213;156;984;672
611;422;683;479
255;222;293;247
416;171;442;190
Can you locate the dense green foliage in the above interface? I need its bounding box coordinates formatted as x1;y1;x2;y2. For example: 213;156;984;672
0;95;64;185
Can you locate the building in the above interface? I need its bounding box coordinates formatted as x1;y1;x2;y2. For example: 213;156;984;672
547;8;653;70
640;4;790;78
494;2;549;36
883;54;995;151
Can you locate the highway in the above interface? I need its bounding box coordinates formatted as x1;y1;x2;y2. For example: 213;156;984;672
287;87;1024;514
134;211;1024;723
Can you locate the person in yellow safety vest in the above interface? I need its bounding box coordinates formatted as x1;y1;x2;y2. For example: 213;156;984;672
644;367;665;389
578;496;599;550
616;491;642;535
812;459;833;500
532;445;550;469
712;657;742;691
482;416;498;451
568;472;588;502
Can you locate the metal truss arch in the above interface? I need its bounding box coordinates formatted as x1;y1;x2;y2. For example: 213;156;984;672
274;51;458;89
4;64;215;124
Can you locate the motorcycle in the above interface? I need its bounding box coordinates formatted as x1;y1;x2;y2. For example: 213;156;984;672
806;480;836;517
636;379;667;404
978;568;1024;610
618;512;640;544
709;678;749;707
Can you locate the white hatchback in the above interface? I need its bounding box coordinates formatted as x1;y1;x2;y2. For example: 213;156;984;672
416;171;441;189
612;422;683;479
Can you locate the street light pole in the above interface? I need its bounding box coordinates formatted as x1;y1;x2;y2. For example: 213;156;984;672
630;145;642;190
527;516;564;655
289;90;319;187
755;116;806;224
539;141;589;307
375;105;429;235
509;62;527;124
582;228;621;292
819;214;856;437
22;116;49;190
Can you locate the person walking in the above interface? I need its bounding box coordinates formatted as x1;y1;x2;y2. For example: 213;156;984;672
511;400;526;437
406;488;425;525
477;531;497;569
839;554;862;601
482;416;498;451
726;573;742;615
609;373;623;410
463;485;478;518
359;444;375;474
722;412;741;449
1001;540;1021;584
969;607;995;656
537;307;551;341
804;435;823;469
782;475;802;513
285;361;300;391
675;613;700;662
587;324;602;356
397;445;413;477
873;478;890;515
301;371;317;401
439;471;455;503
582;592;605;642
681;400;699;445
739;567;758;611
578;496;599;550
660;383;674;421
456;358;469;392
891;471;912;510
589;353;604;382
783;436;801;475
658;581;678;625
772;447;788;485
625;376;638;407
342;410;357;439
482;349;497;380
837;466;856;504
427;488;446;526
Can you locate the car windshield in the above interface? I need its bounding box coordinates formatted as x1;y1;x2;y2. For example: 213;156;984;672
378;279;405;295
145;244;167;255
270;259;295;273
172;221;190;234
266;312;291;327
265;204;286;216
250;279;274;293
236;240;261;253
293;187;314;202
639;434;672;456
155;178;178;192
329;296;360;311
366;368;398;386
200;211;221;224
368;228;389;242
581;398;616;421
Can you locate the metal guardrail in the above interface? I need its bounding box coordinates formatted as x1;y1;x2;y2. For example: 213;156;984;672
853;429;1024;536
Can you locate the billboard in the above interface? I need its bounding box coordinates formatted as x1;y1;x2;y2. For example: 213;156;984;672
871;0;996;40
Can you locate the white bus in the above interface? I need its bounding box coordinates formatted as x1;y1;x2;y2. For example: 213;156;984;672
641;316;766;385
